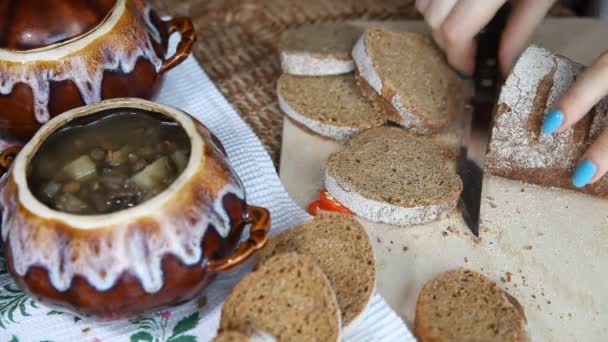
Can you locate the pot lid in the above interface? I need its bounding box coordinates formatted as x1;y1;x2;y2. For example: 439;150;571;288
0;0;117;51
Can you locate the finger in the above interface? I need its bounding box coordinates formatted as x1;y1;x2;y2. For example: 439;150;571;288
440;0;508;76
542;51;608;135
572;128;608;187
499;0;555;76
424;0;458;30
415;0;431;13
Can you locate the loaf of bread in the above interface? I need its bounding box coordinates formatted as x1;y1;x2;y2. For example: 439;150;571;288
325;126;462;225
486;45;608;197
256;212;375;331
415;269;528;342
279;23;363;76
353;27;464;135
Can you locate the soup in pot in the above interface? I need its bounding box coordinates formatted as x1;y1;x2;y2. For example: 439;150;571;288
28;110;191;215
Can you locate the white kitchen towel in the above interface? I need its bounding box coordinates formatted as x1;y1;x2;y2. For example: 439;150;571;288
0;55;415;342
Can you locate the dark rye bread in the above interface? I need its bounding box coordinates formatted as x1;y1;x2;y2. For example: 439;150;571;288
486;45;608;197
256;212;376;330
415;269;528;342
355;71;463;160
325;126;463;225
277;74;385;141
279;23;363;76
220;253;341;342
352;27;464;135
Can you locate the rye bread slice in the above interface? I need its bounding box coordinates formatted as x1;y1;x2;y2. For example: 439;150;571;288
277;74;385;141
325;126;463;225
220;253;341;342
415;269;528;342
256;212;376;331
352;27;464;135
279;23;363;76
486;45;608;198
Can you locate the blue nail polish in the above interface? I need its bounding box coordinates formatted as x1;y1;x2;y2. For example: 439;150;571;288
455;69;472;80
572;160;597;188
542;110;564;135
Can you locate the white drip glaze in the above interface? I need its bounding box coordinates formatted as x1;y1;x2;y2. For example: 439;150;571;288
1;99;247;293
0;0;163;124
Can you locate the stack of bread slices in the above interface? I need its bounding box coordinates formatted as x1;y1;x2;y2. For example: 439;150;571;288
215;212;376;341
277;24;465;226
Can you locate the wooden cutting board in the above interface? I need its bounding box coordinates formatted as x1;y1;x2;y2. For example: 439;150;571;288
279;18;608;341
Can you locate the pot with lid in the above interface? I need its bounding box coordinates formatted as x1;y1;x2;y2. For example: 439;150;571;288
0;98;270;319
0;0;195;142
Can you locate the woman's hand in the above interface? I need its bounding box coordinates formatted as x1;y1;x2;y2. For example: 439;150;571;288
415;0;556;77
542;51;608;188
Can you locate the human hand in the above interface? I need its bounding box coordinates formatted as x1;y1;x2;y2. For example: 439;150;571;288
415;0;556;77
541;52;608;188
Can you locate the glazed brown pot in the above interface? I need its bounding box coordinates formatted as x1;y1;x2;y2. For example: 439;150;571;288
0;98;270;320
0;0;195;143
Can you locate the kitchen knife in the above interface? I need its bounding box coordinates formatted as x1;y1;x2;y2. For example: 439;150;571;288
457;3;511;236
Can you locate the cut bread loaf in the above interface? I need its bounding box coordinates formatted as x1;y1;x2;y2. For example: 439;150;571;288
256;212;375;331
486;44;608;197
220;253;341;342
415;269;528;342
325;126;463;225
279;23;363;76
353;27;463;134
277;74;384;141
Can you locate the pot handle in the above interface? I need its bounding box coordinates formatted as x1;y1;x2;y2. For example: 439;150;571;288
0;146;21;178
159;17;196;73
207;205;271;273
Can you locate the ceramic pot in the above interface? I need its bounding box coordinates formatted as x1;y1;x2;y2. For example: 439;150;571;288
0;98;269;319
0;0;195;143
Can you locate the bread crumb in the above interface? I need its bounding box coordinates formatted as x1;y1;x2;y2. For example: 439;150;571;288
197;296;208;309
485;196;495;200
480;227;490;233
464;257;468;263
442;231;448;237
82;328;91;334
446;226;457;234
523;245;533;250
506;272;513;282
532;294;536;299
490;202;497;209
376;237;382;243
520;188;525;192
547;300;552;304
402;245;409;252
500;277;506;283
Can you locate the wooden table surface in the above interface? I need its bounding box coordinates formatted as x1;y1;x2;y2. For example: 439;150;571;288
149;0;574;166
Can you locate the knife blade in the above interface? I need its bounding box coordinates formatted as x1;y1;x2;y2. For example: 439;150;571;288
457;3;511;236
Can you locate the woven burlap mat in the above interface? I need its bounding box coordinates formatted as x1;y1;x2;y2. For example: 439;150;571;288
150;0;574;167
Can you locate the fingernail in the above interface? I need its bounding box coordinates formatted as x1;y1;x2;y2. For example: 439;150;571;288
542;110;564;135
572;160;597;188
455;69;472;80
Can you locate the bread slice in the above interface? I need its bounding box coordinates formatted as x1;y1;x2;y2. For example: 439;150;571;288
279;23;363;76
220;253;341;342
353;27;464;134
486;45;608;197
325;126;463;225
256;212;375;331
415;269;528;342
277;74;385;141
